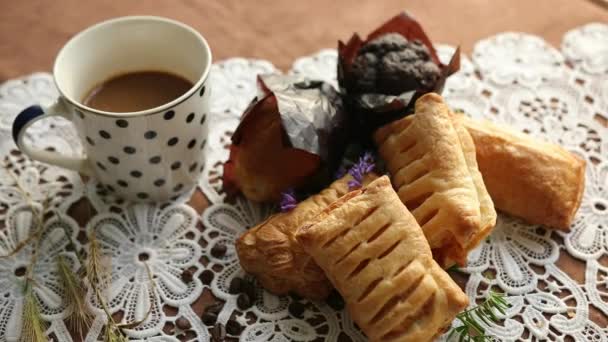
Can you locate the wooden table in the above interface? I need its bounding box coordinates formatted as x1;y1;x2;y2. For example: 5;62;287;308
1;0;607;340
2;0;608;80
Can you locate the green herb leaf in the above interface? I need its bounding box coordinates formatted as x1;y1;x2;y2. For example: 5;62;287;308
447;291;510;341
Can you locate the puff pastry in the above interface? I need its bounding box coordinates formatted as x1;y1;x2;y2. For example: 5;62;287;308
296;176;469;342
453;113;586;230
374;93;496;267
236;173;377;300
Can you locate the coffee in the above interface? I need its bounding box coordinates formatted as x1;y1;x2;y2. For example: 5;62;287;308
83;71;193;112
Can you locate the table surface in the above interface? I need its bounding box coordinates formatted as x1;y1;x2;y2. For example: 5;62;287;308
2;1;608;340
2;0;608;80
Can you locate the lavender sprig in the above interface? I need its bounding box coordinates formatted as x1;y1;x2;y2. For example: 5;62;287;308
280;189;298;212
347;152;376;190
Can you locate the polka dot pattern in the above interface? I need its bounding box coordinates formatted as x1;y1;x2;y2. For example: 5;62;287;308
186;113;195;123
116;119;129;128
164;110;175;120
99;130;111;139
144;131;157;139
86;92;207;201
167;137;179;146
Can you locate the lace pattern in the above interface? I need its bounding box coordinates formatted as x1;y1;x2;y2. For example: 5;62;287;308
0;23;606;341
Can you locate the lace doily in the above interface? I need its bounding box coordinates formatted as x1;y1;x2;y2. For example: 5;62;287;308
0;22;606;341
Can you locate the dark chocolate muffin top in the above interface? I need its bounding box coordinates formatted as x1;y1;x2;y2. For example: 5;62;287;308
350;33;440;95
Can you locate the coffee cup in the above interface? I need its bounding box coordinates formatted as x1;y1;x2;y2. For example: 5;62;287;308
12;16;212;202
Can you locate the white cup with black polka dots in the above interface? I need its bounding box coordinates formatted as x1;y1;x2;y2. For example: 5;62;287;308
12;16;211;202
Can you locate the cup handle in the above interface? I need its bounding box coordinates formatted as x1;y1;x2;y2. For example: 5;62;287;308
12;99;92;176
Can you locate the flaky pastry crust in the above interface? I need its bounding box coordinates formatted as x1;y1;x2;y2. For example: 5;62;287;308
453;113;585;230
296;176;468;342
374;93;496;267
236;173;377;300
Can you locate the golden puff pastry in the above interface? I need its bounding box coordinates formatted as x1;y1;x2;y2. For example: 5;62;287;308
452;113;585;231
296;176;469;342
374;93;496;267
236;173;377;300
450;114;497;252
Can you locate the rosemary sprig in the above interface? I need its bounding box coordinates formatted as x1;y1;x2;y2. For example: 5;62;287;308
56;255;93;338
447;264;462;273
447;291;510;341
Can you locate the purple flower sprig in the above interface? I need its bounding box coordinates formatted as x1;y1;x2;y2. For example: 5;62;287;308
280;153;375;212
347;152;375;190
280;189;298;212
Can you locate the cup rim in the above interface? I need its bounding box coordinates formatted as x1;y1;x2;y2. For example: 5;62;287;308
53;16;212;118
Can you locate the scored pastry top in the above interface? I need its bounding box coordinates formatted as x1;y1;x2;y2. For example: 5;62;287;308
296;176;468;342
374;93;496;267
236;173;377;300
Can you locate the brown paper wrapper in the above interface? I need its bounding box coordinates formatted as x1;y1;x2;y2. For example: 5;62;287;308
338;12;460;134
224;74;346;202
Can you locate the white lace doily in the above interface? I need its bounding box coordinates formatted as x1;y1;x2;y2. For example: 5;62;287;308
0;23;606;342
